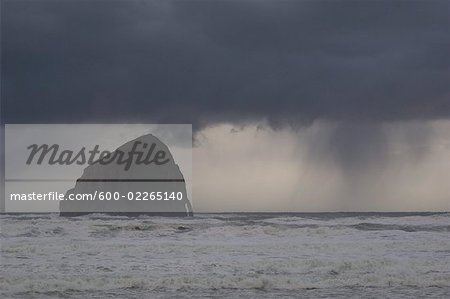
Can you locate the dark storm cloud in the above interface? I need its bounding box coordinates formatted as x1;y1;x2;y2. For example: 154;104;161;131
2;0;449;128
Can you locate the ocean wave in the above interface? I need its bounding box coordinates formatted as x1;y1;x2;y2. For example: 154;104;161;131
2;269;450;295
2;213;450;297
349;223;450;233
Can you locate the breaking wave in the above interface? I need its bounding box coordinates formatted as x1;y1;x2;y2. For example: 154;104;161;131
1;213;450;298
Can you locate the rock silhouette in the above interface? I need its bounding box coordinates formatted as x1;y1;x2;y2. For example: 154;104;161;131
60;134;193;216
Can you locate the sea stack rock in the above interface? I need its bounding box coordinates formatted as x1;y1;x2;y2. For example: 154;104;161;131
60;134;193;216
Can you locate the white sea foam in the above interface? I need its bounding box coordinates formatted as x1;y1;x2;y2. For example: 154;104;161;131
1;213;450;298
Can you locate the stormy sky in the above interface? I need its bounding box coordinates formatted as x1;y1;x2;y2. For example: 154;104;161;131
1;0;450;211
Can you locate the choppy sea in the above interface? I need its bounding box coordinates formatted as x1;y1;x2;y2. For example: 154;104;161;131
1;212;450;298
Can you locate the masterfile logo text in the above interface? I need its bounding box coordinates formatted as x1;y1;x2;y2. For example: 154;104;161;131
4;124;192;213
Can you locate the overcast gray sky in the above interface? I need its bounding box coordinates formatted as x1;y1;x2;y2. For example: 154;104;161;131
1;0;449;211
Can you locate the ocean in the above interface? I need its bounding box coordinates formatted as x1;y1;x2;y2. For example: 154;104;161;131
1;213;449;298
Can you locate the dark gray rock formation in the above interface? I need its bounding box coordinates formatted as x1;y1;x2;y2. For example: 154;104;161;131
60;134;193;216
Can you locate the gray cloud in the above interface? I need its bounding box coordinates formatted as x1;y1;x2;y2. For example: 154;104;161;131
2;0;449;128
193;122;450;212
